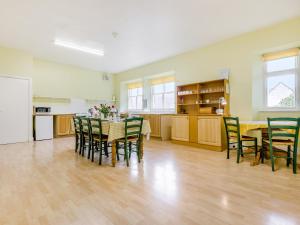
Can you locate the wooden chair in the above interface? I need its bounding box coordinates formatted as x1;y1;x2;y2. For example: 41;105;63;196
263;117;300;174
116;117;143;167
223;117;258;163
72;116;81;152
79;117;91;157
88;118;109;165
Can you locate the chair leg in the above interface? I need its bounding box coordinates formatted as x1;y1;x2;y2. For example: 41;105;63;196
240;143;244;157
287;145;291;167
129;142;132;159
116;142;120;161
104;142;108;157
270;143;275;172
293;148;297;174
99;141;103;165
75;135;78;152
271;156;275;172
137;140;141;163
226;142;230;159
82;137;85;157
254;139;258;157
124;142;129;167
88;139;92;159
79;135;82;154
261;144;265;164
237;142;241;163
91;142;95;162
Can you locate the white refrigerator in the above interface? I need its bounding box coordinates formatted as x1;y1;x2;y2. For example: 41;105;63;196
35;115;53;140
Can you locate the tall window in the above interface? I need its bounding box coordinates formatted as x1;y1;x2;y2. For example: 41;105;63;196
263;48;299;108
151;76;175;111
128;83;143;111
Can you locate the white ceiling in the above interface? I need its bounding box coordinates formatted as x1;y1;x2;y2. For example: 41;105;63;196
0;0;300;73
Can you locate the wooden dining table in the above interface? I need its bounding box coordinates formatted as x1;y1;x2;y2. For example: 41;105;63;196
101;120;151;166
240;121;268;145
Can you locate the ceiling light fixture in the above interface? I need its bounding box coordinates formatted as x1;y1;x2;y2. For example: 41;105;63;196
54;39;104;56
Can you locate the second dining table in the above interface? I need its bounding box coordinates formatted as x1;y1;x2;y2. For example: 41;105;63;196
101;119;151;166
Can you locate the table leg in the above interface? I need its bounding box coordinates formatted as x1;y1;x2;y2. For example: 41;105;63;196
140;135;144;159
251;151;261;166
111;140;116;167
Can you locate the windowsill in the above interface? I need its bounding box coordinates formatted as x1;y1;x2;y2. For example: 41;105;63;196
128;110;176;115
259;108;300;112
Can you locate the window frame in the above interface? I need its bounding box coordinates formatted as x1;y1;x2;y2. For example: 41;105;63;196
263;55;300;110
127;86;143;112
150;81;176;112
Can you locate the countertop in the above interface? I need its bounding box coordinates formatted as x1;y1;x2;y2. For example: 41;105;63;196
33;113;76;116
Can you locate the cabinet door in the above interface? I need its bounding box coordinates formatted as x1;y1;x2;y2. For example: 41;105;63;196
171;116;189;141
68;116;75;134
160;115;172;141
149;115;161;137
56;116;71;136
198;116;221;146
189;116;198;143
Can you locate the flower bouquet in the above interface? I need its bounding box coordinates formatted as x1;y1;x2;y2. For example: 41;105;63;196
98;104;111;119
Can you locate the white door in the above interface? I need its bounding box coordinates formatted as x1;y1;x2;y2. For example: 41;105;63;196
0;76;31;144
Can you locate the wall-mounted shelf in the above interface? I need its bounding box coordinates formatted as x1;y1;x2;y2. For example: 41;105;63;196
33;96;71;103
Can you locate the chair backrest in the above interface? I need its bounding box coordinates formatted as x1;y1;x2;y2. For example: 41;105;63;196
267;117;300;148
88;118;103;140
73;116;81;135
125;117;143;141
80;117;90;135
223;117;241;142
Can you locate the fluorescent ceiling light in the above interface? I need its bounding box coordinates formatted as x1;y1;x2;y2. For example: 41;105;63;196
54;39;104;56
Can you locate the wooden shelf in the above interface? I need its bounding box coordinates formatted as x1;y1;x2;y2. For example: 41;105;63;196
199;91;224;94
178;103;198;106
178;93;198;96
176;79;230;115
199;102;219;105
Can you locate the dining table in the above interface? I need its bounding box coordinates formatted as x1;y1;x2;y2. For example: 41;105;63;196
239;120;299;166
101;119;151;166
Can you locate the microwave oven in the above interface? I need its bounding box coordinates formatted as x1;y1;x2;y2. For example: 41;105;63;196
34;107;51;113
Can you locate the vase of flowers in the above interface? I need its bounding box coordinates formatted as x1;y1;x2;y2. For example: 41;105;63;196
98;104;111;119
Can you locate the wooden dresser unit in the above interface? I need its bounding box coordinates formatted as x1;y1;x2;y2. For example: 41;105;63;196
53;114;75;138
172;78;230;151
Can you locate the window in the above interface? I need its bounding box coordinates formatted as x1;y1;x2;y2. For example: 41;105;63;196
151;77;175;111
128;83;143;111
263;48;299;109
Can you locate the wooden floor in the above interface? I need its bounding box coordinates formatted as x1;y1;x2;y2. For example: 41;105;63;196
1;138;300;225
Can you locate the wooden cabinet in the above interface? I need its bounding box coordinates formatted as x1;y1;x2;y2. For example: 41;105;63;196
54;114;74;137
197;116;222;146
171;116;189;141
135;114;172;140
171;115;225;151
148;115;161;137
